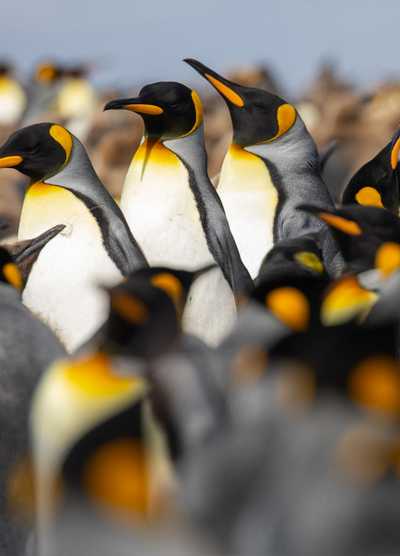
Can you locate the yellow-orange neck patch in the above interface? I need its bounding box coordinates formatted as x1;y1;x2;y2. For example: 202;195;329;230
64;353;139;397
355;187;383;208
134;139;180;168
319;212;362;236
266;287;310;331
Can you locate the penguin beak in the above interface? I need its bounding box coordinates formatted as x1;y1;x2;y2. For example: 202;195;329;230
0;154;23;169
184;58;245;108
321;276;377;325
104;97;163;116
8;224;65;287
298;204;363;236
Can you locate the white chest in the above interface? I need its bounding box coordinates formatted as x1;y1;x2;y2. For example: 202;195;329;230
218;146;278;278
121;141;237;345
121;141;211;268
19;183;122;351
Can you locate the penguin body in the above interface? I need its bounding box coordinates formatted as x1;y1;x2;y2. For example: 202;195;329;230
185;59;342;277
19;184;122;349
121;137;235;344
122;140;209;268
0;123;146;351
0;247;66;556
105;83;252;345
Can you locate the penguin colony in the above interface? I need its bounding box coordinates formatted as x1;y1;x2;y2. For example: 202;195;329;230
0;58;400;556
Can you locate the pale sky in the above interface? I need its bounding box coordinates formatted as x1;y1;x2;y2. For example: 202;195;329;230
2;0;399;94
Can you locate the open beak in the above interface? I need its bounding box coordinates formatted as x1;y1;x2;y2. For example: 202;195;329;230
8;224;65;286
184;58;245;108
104;97;163;115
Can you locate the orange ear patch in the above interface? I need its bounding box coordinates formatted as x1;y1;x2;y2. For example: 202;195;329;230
294;251;324;273
49;125;73;164
274;103;297;139
391;137;400;169
111;292;149;324
151;273;183;309
265;287;310;331
355;187;383;208
3;262;23;290
318;212;362;235
204;73;244;107
375;242;400;277
349;356;400;416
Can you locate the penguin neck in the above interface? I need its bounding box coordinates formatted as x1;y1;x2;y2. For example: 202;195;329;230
163;125;225;219
245;117;321;175
26;137;146;274
164;127;252;294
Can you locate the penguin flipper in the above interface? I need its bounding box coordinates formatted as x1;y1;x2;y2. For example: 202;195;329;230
212;229;254;296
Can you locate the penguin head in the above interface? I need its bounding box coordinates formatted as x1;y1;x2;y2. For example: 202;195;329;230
0;123;73;182
0;247;23;290
299;204;400;273
104;82;203;141
184;58;297;148
260;235;326;277
102;265;215;358
251;273;328;332
341;128;400;213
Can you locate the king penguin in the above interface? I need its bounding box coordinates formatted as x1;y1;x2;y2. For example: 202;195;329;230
104;82;252;345
184;59;342;277
0;123;147;351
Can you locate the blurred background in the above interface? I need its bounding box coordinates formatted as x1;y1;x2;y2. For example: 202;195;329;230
2;0;400;231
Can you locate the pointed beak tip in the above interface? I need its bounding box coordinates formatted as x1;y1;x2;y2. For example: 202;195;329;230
103;100;123;112
184;58;205;74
